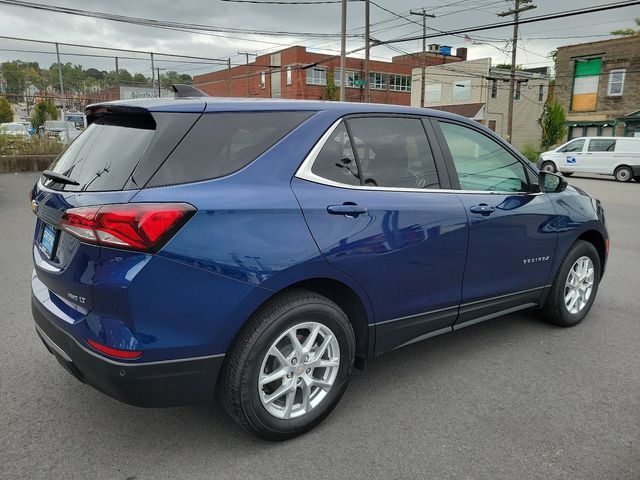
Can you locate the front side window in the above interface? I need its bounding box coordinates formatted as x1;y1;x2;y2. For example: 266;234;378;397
452;79;471;101
588;138;616;152
309;117;440;189
306;67;327;86
438;121;529;193
607;69;625;96
560;139;585;152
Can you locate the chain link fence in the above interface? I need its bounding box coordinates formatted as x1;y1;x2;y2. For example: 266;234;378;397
0;35;228;124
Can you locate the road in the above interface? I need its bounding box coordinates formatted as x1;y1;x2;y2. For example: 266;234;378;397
1;172;638;480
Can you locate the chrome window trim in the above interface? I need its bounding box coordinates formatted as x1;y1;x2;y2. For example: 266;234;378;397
294;117;544;196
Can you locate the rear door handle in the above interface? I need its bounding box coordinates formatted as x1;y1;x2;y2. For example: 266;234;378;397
327;204;368;217
469;204;495;216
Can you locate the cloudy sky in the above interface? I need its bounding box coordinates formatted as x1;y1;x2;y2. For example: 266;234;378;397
0;0;638;75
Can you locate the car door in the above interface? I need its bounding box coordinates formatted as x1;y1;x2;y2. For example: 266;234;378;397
292;115;468;354
557;138;586;173
585;138;617;174
432;119;558;328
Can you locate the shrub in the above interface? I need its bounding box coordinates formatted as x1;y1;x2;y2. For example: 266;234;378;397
521;144;541;164
0;134;65;156
0;97;13;123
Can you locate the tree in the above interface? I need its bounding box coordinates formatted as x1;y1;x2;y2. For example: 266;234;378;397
494;63;524;70
611;18;640;36
31;98;59;129
321;69;339;101
0;97;14;123
539;99;567;150
160;70;192;89
132;73;150;87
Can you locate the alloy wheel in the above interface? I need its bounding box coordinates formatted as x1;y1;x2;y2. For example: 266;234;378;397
258;322;340;419
564;256;595;314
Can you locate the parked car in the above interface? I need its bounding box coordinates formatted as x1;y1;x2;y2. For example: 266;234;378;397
0;122;30;142
30;94;608;440
538;136;640;182
42;120;81;143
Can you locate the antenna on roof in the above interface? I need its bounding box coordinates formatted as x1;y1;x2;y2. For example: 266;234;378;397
171;84;207;98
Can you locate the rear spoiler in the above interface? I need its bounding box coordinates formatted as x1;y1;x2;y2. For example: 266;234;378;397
84;105;156;129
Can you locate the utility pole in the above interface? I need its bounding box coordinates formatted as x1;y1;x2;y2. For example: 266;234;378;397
54;42;69;142
339;0;347;102
410;9;435;108
364;0;370;103
227;58;232;97
156;67;166;97
498;0;536;143
238;51;257;97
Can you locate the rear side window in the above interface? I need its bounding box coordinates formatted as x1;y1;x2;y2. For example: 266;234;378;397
346;117;439;189
588;139;616;152
149;111;313;187
44;118;155;191
309;117;440;189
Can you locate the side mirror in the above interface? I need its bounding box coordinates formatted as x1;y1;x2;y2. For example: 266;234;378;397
539;171;568;193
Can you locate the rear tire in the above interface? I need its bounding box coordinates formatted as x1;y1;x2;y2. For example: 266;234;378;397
541;161;557;173
614;165;632;182
218;289;355;441
541;240;601;327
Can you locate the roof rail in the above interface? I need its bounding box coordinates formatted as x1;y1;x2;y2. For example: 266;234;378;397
171;84;207;98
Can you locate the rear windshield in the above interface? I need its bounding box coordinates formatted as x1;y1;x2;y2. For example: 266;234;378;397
43;119;155;191
148;111;314;187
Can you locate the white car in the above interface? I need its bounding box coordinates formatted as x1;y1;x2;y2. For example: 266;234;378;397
538;137;640;182
0;122;30;142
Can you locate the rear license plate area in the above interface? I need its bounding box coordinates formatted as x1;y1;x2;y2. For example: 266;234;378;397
40;223;58;259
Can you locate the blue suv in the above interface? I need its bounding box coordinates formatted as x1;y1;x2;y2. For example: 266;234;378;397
30;89;608;440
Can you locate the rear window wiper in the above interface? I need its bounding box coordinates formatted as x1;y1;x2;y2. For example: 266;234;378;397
41;170;80;186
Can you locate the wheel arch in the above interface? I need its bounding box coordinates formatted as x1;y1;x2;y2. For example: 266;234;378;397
275;278;373;368
577;229;607;274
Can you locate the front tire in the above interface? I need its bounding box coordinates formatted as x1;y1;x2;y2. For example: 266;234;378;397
614;165;632;182
541;161;557;173
542;240;601;327
218;289;355;441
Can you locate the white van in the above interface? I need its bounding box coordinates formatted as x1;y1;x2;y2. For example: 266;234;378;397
538;137;640;182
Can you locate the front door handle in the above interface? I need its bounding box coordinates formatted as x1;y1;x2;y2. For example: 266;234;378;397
469;204;495;216
327;203;368;217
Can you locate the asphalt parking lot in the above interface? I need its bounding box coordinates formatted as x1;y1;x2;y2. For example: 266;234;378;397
1;171;638;480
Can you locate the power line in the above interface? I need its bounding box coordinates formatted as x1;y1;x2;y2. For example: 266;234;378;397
0;0;362;38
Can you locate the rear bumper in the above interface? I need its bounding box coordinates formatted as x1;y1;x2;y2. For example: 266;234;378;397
32;295;224;407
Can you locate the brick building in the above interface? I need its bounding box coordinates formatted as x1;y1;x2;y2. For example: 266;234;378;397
193;45;467;105
555;36;640;139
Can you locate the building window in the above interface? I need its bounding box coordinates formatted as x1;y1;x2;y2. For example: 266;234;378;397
306;67;327;86
369;72;386;90
425;83;442;103
514;81;521;100
334;69;365;88
538;84;544;102
259;71;266;89
390;74;411;92
491;79;497;99
452;79;471;101
607;69;625;96
286;66;292;86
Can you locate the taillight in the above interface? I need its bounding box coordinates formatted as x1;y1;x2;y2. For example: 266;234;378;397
85;338;143;360
60;203;195;253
